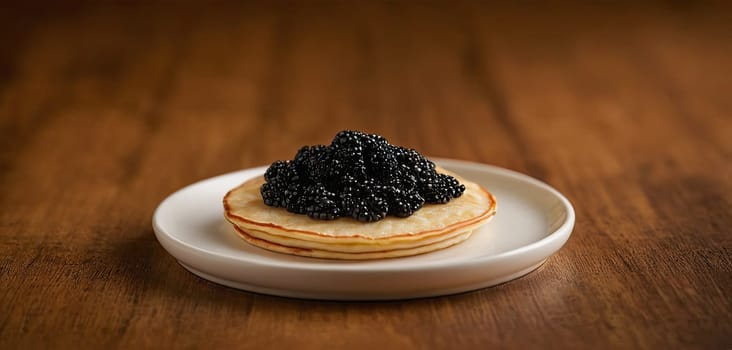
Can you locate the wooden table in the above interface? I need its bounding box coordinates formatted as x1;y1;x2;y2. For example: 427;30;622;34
2;2;730;349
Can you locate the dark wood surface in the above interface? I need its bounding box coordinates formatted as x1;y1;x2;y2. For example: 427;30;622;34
1;2;730;349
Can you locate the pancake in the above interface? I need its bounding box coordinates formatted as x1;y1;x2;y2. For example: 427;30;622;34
232;225;476;260
223;168;497;259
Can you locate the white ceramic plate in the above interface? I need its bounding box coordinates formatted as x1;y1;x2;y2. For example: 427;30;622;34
153;159;574;300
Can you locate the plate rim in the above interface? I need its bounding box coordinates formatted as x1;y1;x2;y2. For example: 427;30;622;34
152;158;575;273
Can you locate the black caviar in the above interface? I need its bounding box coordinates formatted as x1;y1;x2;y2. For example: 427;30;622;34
260;130;466;222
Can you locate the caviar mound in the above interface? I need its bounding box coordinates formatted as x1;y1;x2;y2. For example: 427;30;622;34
260;130;466;222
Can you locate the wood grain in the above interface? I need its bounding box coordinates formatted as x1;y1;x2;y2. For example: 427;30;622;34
1;1;730;349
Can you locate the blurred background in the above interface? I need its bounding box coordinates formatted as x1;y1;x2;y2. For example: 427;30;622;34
3;1;729;180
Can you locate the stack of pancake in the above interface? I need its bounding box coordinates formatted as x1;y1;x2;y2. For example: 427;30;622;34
223;169;496;260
